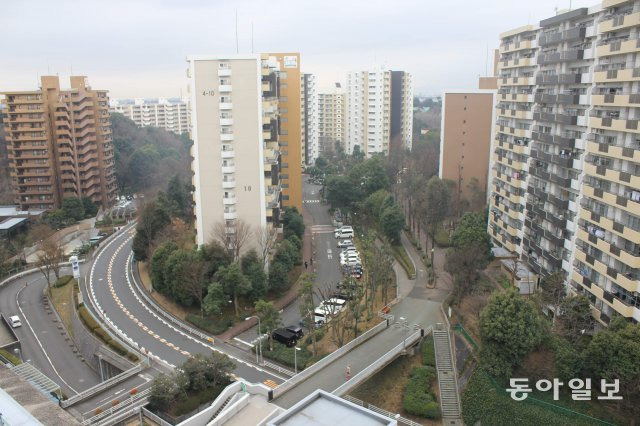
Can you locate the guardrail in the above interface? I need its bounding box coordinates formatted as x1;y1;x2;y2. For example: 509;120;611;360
80;388;151;425
261;360;295;377
272;319;389;399
332;328;423;396
61;364;143;408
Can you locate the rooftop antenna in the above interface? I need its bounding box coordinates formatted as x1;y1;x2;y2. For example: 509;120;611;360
235;9;239;54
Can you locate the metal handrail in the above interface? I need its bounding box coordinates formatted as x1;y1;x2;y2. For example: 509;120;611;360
81;388;151;425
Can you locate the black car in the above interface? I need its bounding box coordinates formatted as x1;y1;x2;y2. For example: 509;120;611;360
285;325;304;340
332;292;354;301
272;328;298;347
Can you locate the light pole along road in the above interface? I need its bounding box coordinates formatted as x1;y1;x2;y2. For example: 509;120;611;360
85;223;286;386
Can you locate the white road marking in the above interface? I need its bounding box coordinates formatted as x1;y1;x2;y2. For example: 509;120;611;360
233;337;254;347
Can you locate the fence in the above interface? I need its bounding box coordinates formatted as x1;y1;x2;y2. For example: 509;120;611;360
261;360;295;377
271;319;390;399
332;329;423;397
61;364;142;408
342;395;422;426
80;388;151;425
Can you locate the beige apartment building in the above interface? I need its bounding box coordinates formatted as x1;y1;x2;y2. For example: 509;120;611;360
489;0;640;325
346;69;413;156
301;73;318;166
109;97;190;134
188;54;287;251
2;76;116;211
268;53;303;212
317;84;346;156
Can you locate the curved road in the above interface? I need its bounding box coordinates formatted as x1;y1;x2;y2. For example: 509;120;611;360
85;224;285;385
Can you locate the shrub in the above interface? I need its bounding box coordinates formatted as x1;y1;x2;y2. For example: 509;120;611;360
434;227;451;247
423;401;441;419
390;244;415;279
0;348;22;366
403;366;440;418
257;341;312;369
422;335;436;366
108;340;128;356
78;306;100;331
186;314;233;335
304;329;324;346
93;327;111;343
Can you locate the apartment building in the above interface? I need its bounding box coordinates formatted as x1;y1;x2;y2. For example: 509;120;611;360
317;83;346;156
188;54;284;251
440;57;498;208
489;0;640;325
346;69;413;156
301;73;319;166
109;97;190;134
268;53;302;212
2;76;116;211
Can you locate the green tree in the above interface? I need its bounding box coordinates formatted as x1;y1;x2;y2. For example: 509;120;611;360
81;197;99;217
255;299;282;351
132;200;171;261
325;175;359;211
200;241;232;282
214;263;251;317
557;295;593;344
162;249;198;306
61;197;85;222
538;271;566;322
479;289;546;379
203;282;226;316
282;207;305;239
444;243;489;305
44;209;70;229
165;175;192;220
380;204;405;243
148;374;179;409
349;156;389;196
241;250;267;299
450;212;492;260
363;189;390;223
273;239;299;270
150;241;178;294
268;261;290;294
179;352;235;391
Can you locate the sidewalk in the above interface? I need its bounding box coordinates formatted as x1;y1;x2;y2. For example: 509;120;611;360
217;206;314;342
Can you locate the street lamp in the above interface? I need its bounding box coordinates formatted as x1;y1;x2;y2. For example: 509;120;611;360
245;316;262;364
294;345;302;374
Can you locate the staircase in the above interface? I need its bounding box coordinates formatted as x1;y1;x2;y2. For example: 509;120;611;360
433;328;462;423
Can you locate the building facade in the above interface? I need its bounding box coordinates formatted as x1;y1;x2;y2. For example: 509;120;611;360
2;76;116;211
346;68;413;156
268;53;303;212
489;0;640;325
188;54;283;251
109;97;190;134
317;84;346;156
301;73;319;166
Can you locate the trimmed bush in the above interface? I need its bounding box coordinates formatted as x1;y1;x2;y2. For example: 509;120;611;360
256;341;312;370
391;244;415;279
403;366;440;419
78;306;100;331
422;334;436;366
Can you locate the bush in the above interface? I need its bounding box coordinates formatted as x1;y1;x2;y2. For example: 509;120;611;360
0;348;22;365
78;306;100;331
108;340;128;356
390;244;415;279
304;329;324;346
434;227;451;247
54;275;73;288
93;327;111;343
186;314;233;335
422;335;436;366
403;366;440;419
257;341;312;369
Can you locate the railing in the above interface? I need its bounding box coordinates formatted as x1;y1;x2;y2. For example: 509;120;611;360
332;328;423;396
342;395;422;426
272;320;389;399
261;360;295;377
80;388;151;425
61;364;142;408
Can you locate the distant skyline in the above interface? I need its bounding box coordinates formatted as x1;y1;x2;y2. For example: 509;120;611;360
3;0;593;98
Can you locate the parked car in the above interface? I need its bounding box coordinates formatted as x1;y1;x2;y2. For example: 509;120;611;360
9;315;21;328
285;325;304;340
337;239;353;248
335;229;354;239
321;298;347;313
332;292;354;301
272;328;298;347
314;306;334;325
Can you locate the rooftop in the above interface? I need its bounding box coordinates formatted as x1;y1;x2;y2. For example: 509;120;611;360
268;390;396;426
0;217;27;230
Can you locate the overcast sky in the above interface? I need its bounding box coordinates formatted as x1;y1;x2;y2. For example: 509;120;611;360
3;0;594;98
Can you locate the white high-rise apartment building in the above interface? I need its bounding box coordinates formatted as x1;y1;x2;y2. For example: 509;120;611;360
188;54;283;251
318;83;346;156
301;73;319;165
109;97;190;134
346;68;413;156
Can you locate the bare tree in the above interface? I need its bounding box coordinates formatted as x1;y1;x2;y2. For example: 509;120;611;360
34;225;65;291
211;219;252;262
182;255;207;317
298;274;318;356
255;225;278;267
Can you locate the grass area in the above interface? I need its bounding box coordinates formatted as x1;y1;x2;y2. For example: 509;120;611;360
391;243;416;279
258;341;313;370
421;334;435;366
186;314;234;336
462;369;611;426
0;348;22;365
76;304;139;363
49;277;76;339
434;226;451;248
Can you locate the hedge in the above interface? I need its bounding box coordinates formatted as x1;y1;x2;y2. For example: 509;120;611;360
391;244;415;279
0;348;22;366
256;341;312;370
93;327;111;343
108;339;128;357
78;305;100;331
403;366;440;419
421;334;436;367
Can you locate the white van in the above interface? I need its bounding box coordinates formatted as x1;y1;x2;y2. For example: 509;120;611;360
335;228;354;239
9;315;21;328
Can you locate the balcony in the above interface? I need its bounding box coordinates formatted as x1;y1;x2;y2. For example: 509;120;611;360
591;93;640;108
221;165;235;174
222;196;236;205
589;116;640;134
222;180;236;189
597;39;640;57
223;211;237;220
220;133;234;141
219;85;232;92
218;69;232;77
221;150;235;159
219;118;233;126
599;11;640;33
219;103;233;110
586;141;640;163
